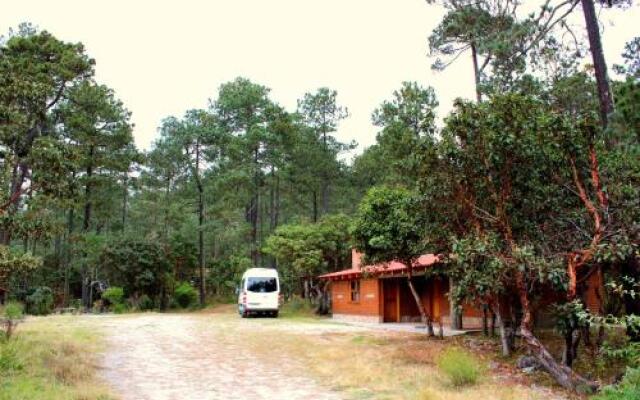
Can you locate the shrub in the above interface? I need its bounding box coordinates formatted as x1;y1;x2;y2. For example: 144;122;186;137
102;287;125;307
281;296;314;317
173;282;198;308
26;286;54;315
1;302;24;339
112;303;128;314
137;294;154;311
594;367;640;400
437;347;481;387
0;341;23;375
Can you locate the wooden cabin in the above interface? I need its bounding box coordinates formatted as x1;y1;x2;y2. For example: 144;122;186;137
318;250;483;328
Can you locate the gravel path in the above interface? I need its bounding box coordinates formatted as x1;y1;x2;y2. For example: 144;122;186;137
99;312;358;400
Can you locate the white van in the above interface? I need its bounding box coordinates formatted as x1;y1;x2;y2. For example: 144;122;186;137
237;268;280;318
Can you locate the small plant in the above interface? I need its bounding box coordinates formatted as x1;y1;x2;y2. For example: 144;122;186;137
173;282;198;308
102;286;125;309
0;341;23;375
1;302;24;340
137;294;154;311
112;303;128;314
593;367;640;400
437;347;481;387
26;286;54;315
281;296;314;317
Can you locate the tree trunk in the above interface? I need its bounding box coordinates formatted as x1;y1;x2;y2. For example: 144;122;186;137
121;173;128;230
517;271;598;392
581;0;614;130
312;190;318;223
497;313;511;357
563;329;582;367
82;149;94;310
471;42;483;102
407;269;434;336
321;127;330;216
482;303;489;336
195;142;205;306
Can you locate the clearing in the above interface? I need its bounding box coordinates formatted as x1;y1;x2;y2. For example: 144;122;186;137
9;306;572;400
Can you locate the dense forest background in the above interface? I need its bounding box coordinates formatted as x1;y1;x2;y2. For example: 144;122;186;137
1;0;640;392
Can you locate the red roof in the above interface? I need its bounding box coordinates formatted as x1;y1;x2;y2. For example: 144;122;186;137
318;254;441;280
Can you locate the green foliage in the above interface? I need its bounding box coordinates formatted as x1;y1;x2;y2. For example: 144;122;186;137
1;302;24;340
112;303;128;314
136;294;154;311
280;296;315;318
0;246;41;289
263;214;351;295
100;237;171;298
437;348;481;387
101;287;124;306
351;186;426;266
173;282;198;309
0;341;23;375
614;36;640;78
551;300;591;338
594;367;640;400
25;287;54;316
2;302;23;321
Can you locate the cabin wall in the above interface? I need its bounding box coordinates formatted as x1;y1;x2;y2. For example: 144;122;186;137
329;276;484;328
331;278;382;323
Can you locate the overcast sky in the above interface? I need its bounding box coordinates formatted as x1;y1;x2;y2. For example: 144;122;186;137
2;1;639;158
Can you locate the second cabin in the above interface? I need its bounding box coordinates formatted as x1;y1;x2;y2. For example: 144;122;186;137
318;250;483;328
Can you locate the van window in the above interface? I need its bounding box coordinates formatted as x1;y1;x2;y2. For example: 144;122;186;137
246;277;277;293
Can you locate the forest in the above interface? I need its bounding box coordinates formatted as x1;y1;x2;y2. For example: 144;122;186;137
1;0;639;396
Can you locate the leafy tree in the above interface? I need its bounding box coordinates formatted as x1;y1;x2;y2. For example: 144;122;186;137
351;186;436;335
0;26;93;242
99;237;171;303
262;214;351;312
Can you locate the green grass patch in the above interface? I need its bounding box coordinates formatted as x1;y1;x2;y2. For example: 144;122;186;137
0;317;114;400
437;347;482;387
593;367;640;400
279;297;317;319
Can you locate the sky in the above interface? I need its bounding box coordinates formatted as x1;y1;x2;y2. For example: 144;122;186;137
2;0;639;158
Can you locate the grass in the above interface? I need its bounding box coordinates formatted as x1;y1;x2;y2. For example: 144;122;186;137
0;316;115;400
437;347;481;387
232;318;557;400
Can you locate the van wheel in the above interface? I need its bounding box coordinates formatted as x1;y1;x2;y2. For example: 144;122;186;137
272;311;279;318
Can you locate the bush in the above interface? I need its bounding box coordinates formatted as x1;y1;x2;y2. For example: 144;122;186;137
594;367;640;400
137;294;154;311
26;286;54;315
173;282;198;308
437;347;481;387
102;287;125;307
112;303;128;314
1;302;24;339
281;296;314;317
0;341;23;375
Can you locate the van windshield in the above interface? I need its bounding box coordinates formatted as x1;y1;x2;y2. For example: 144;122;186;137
246;277;277;293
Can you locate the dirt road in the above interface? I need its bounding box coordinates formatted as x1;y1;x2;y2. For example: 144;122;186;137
99;310;365;400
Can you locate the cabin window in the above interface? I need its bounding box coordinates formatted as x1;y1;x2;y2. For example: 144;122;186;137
350;279;360;302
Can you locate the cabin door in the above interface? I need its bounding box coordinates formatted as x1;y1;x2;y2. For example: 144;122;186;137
383;279;399;322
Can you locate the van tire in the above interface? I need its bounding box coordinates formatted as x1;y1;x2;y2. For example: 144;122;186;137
272;311;279;318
